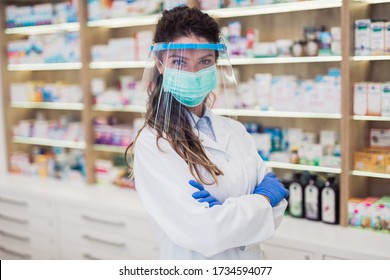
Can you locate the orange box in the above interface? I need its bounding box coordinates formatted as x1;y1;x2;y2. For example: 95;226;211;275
354;151;386;173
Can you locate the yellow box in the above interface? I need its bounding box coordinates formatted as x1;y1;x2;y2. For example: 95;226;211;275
354;151;386;173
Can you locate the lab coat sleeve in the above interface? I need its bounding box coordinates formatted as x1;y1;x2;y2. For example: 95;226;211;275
134;128;281;257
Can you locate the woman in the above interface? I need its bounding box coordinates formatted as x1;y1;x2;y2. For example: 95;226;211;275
127;6;288;260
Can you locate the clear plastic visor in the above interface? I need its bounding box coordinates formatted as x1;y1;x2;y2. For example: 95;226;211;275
139;43;239;141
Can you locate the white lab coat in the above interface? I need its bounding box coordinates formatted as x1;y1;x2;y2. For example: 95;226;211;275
134;110;287;259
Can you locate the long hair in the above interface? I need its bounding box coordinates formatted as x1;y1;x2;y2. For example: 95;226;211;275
125;6;223;185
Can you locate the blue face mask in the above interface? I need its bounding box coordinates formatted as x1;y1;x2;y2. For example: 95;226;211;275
162;65;217;107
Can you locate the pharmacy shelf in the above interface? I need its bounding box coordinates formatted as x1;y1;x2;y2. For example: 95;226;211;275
229;56;342;65
213;108;342;119
89;56;341;69
353;115;390;121
11;102;84;110
351;56;390;61
7;63;82;71
89;61;147;69
265;161;342;174
364;0;390;4
94;144;126;153
85;1;341;28
352;170;390;179
87;14;159;28
206;0;342;18
12;136;86;149
5;22;80;35
93;104;146;113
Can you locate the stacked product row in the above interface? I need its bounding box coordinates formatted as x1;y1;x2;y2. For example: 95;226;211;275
354;128;390;174
348;196;390;233
10;147;85;181
222;21;341;58
87;0;310;21
10;82;82;104
5;1;78;28
282;172;340;225
7;33;80;64
244;123;340;168
354;82;390;117
355;19;390;56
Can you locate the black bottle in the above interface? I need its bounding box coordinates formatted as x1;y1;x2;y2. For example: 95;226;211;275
288;173;305;218
304;174;322;221
321;176;340;224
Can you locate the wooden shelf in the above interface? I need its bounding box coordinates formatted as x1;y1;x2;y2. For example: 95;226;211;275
12;137;86;149
265;161;342;174
5;22;80;35
7;63;82;71
11;102;84;110
352;170;390;179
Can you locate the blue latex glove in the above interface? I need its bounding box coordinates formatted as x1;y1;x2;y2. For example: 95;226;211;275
253;172;289;207
190;180;222;208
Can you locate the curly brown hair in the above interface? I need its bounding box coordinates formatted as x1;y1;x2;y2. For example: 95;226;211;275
126;6;223;185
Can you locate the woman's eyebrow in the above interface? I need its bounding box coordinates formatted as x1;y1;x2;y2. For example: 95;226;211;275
168;54;188;60
198;54;214;60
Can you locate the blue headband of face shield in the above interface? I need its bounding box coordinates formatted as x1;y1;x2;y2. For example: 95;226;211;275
150;43;227;53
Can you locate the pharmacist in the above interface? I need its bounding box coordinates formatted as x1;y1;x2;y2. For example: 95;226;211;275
127;6;288;260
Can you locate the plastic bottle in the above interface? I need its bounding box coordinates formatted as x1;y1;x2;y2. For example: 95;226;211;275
321;176;339;224
288;172;304;218
304;174;322;221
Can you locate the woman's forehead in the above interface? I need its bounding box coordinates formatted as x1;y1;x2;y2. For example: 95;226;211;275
166;49;215;58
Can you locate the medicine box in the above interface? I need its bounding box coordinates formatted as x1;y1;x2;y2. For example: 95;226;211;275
367;83;382;116
370;128;390;149
354;83;368;115
382;83;390;117
355;19;371;56
370;21;385;55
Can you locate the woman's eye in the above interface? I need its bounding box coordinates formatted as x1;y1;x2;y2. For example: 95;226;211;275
200;59;211;65
173;59;185;66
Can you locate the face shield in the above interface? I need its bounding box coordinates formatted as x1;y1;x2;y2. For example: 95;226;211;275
139;42;239;140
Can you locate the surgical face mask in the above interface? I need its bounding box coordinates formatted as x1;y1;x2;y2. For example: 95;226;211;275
161;64;217;107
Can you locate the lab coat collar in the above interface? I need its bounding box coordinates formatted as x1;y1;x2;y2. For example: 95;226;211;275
187;106;231;152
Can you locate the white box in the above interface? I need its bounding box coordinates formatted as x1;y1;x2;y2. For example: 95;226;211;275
385;22;390;55
355;19;371;56
382;83;390;117
254;73;272;110
354;82;368;116
367;83;382;116
370;21;385;55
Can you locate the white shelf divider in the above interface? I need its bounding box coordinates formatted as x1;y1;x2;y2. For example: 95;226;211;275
94;144;126;153
89;61;147;69
13;137;86;149
266;161;342;174
352;170;390;179
93;104;146;113
352;55;390;61
8;63;82;71
229;56;342;65
353;115;390;121
5;22;80;35
214;108;342;119
364;0;390;4
11;102;84;110
87;14;159;28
